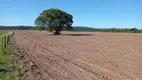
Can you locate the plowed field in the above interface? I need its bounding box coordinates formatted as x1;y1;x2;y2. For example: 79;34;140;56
12;31;142;80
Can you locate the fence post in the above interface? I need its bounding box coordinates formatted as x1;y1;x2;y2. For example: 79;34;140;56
7;35;9;44
2;36;3;49
10;33;12;38
4;35;6;48
9;34;11;39
11;32;13;36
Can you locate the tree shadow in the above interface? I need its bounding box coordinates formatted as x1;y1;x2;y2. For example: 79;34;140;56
61;34;93;36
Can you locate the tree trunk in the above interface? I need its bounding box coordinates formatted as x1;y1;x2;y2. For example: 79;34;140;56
54;30;61;35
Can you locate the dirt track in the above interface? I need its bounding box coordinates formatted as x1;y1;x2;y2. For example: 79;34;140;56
12;31;142;80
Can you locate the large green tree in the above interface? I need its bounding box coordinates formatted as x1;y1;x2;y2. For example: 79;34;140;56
35;8;73;35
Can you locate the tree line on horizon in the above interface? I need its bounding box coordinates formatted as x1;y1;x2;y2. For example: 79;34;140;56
71;27;142;33
0;25;142;33
0;26;35;30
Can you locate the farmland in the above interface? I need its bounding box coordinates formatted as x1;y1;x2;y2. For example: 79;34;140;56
12;31;142;80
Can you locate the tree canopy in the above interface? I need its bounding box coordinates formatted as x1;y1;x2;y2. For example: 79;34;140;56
35;8;73;35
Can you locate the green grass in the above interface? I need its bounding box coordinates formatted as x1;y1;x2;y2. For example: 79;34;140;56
0;32;20;80
0;32;2;35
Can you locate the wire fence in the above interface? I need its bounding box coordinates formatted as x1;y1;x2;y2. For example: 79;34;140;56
0;32;14;54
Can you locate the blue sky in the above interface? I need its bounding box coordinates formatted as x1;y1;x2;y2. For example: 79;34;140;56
0;0;142;28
